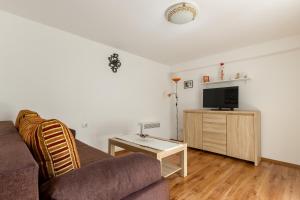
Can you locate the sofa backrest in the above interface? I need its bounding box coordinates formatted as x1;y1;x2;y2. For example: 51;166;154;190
0;121;39;200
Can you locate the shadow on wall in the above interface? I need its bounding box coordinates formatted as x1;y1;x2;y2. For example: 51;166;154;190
0;102;16;121
76;120;140;151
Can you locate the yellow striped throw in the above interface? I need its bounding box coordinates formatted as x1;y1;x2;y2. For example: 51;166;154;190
16;110;81;181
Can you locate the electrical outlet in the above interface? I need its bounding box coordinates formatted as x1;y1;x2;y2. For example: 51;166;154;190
81;122;88;128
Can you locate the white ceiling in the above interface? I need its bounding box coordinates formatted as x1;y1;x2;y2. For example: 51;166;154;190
0;0;300;65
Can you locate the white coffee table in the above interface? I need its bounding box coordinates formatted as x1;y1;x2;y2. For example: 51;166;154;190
108;135;187;177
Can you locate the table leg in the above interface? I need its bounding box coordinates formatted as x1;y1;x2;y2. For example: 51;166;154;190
108;140;115;156
157;156;163;176
180;148;187;177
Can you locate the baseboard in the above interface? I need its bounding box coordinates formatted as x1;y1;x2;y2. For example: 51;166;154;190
116;149;300;169
262;157;300;169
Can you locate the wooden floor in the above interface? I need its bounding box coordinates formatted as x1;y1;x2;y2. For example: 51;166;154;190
165;148;300;200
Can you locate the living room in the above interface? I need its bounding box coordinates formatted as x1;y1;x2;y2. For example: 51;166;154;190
0;1;300;200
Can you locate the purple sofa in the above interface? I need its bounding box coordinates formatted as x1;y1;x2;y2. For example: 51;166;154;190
0;121;169;200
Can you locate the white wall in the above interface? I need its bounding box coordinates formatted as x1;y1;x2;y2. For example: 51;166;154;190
0;10;172;151
171;35;300;165
1;9;299;165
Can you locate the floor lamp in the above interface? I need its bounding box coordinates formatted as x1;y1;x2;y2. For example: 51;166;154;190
168;76;181;141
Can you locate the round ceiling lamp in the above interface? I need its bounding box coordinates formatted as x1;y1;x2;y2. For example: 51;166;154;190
165;2;198;24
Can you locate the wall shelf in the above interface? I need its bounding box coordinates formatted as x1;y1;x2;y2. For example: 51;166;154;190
200;77;250;85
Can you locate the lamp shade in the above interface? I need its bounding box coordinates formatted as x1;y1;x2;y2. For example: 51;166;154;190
172;76;181;83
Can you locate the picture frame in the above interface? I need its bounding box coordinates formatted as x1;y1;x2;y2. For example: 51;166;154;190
203;75;210;83
184;80;193;89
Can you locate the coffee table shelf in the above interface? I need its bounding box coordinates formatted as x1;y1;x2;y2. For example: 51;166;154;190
162;162;182;177
108;136;187;178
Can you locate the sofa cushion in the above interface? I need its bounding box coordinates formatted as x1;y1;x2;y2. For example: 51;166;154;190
17;110;81;182
76;139;112;166
40;153;162;200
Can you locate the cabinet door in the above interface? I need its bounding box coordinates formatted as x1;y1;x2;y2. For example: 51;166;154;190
203;114;227;155
184;113;202;149
227;115;255;161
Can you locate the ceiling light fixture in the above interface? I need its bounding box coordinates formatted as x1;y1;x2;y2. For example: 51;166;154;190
165;2;198;24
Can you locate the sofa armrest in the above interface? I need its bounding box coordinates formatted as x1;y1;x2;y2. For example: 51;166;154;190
122;178;169;200
0;132;39;200
40;153;162;200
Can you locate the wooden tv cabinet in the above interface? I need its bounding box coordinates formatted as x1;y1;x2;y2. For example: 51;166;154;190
183;109;261;166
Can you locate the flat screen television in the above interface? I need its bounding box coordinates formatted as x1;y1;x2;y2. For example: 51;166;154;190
203;86;239;110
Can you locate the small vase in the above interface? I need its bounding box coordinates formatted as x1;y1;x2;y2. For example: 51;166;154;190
221;69;224;80
219;62;225;80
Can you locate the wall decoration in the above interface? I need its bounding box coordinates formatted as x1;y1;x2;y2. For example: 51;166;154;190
108;53;121;73
184;80;193;89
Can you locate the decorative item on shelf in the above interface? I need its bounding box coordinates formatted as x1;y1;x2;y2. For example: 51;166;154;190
219;62;225;80
184;80;193;89
202;75;210;83
168;75;182;141
235;73;240;80
231;72;248;80
108;53;121;73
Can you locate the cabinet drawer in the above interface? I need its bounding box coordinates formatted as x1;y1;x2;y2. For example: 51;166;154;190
203;122;226;134
203;114;226;124
203;131;227;155
203;113;227;155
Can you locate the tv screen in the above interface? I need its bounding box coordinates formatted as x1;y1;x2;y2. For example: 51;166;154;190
203;86;239;109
